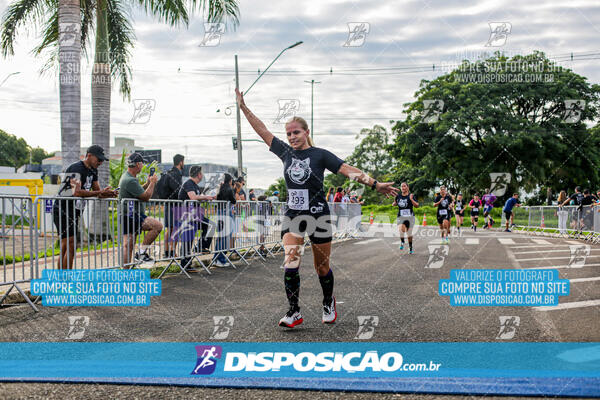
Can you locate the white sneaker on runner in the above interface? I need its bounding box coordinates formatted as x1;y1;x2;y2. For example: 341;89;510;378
322;296;337;324
279;308;303;328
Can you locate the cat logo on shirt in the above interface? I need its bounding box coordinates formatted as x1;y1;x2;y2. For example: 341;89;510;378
287;158;312;185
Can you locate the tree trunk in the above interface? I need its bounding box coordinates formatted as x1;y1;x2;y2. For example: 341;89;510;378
58;0;81;169
90;0;112;242
92;0;111;186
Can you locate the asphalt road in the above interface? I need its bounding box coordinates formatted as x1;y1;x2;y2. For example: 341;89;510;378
1;226;599;398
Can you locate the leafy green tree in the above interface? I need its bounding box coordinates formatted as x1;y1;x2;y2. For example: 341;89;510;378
0;129;30;168
265;177;287;202
30;147;55;164
389;51;600;202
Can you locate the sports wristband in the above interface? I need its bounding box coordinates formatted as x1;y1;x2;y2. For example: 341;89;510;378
371;180;378;190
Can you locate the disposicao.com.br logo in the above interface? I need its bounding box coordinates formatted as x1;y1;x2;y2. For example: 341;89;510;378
191;345;441;375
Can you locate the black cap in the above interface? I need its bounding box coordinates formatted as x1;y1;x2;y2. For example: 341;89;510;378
87;145;109;161
128;152;145;164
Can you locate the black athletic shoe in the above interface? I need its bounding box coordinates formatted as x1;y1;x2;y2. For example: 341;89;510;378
134;251;154;263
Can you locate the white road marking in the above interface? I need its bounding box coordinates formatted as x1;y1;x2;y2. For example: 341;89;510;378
516;255;600;262
566;240;584;244
356;239;382;245
522;263;600;270
532;239;552;245
465;238;479;245
509;245;569;249
570;276;600;283
498;238;515;245
534;299;600;311
513;249;600;255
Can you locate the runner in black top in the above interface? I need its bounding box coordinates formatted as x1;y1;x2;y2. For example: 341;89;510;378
433;185;453;243
469;194;482;232
392;182;419;254
454;193;465;234
237;88;398;329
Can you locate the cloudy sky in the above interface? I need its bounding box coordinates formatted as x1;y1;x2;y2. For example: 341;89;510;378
0;0;599;188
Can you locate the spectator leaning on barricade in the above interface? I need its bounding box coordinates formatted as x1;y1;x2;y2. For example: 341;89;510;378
267;190;279;204
177;165;217;268
557;190;567;206
156;154;184;258
53;145;115;269
119;153;163;265
503;193;521;232
236;176;247;200
248;188;256;201
256;194;269;256
333;187;343;203
213;173;237;267
560;186;594;232
326;187;335;203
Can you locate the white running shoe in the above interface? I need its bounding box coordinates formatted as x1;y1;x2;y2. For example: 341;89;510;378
322;296;337;324
279;308;303;328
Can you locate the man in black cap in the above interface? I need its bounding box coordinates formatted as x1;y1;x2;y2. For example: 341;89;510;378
119;152;163;265
52;145;116;269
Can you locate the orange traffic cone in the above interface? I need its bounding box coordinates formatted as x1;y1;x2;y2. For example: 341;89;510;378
422;213;427;226
541;214;546;228
369;211;374;225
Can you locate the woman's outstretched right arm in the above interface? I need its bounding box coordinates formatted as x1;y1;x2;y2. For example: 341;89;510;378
236;88;275;147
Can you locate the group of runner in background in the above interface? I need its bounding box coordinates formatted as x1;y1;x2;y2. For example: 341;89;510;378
392;184;600;252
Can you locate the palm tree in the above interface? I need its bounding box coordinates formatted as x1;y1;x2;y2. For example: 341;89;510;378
58;0;82;168
2;0;240;179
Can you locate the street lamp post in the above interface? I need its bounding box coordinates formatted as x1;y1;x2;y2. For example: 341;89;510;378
234;41;303;178
304;79;321;140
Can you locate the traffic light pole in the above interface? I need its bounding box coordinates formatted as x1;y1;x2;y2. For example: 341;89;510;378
235;55;243;178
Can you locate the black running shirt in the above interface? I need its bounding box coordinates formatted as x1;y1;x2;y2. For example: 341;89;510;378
455;199;465;214
270;136;344;215
395;194;414;217
434;194;453;218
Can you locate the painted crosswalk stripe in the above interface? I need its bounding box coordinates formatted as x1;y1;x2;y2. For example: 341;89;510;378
465;238;479;245
356;238;382;245
522;263;600;270
534;299;600;311
513;249;600;255
516;255;600;262
498;238;515;245
532;239;552;245
570;276;600;283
